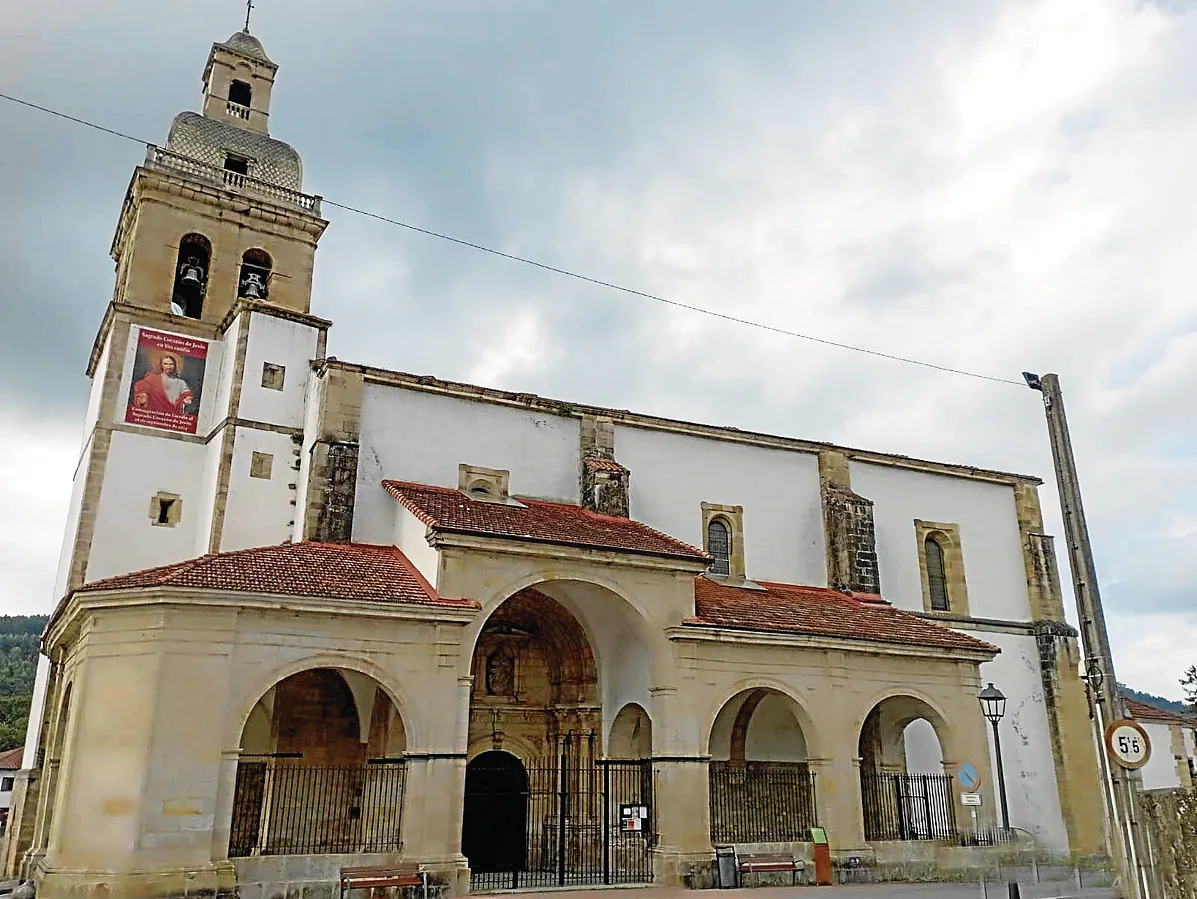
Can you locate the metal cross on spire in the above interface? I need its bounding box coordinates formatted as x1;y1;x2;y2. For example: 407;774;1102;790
244;0;254;31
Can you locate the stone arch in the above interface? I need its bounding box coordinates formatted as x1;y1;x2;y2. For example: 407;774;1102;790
466;587;600;763
703;679;821;760
460;571;677;743
229;653;418;752
857;692;958;842
608;703;652;760
708;686;813;763
223;665;410;858
854;688;956;771
707;685;820;844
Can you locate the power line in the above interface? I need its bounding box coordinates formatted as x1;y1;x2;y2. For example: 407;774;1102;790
0;90;1023;386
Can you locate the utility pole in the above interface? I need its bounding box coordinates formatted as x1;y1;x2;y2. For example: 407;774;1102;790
1022;372;1156;899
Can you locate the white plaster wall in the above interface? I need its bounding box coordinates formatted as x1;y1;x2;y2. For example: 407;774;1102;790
394;504;438;586
84;430;210;583
353;386;580;545
219;428;300;552
973;631;1069;852
291;367;324;543
1139;721;1179;790
51;430;94;600
21;656;49;767
237;313;320;429
0;769;15;810
615;426;825;586
745;693;808;761
850;462;1032;621
904;719;944;773
209;316;241;427
81;333;112;446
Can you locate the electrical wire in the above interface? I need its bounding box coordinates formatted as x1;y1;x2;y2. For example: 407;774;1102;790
1;90;1024;386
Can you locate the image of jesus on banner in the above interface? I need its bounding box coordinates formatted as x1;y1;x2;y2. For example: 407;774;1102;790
125;329;208;434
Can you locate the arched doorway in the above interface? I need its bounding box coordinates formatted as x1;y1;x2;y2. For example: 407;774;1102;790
858;695;955;841
463;752;529;876
463;585;655;889
707;688;817;844
229;667;408;857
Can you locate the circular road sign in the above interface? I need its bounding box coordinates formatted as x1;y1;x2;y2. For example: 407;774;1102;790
957;761;982;791
1104;719;1152;770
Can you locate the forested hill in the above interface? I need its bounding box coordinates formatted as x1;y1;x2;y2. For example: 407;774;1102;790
1121;684;1192;716
0;616;48;752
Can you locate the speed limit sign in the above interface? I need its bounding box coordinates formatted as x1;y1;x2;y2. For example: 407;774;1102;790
1104;719;1152;770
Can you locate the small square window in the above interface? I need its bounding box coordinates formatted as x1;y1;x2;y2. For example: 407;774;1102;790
261;362;286;391
2;777;14;791
149;493;181;527
250;451;273;480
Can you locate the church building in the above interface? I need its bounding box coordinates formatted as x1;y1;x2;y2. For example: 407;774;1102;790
3;26;1107;899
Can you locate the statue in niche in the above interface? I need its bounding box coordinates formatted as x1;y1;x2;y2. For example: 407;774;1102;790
485;648;515;696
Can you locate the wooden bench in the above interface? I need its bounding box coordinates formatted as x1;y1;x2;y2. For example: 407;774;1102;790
736;852;806;887
339;863;428;899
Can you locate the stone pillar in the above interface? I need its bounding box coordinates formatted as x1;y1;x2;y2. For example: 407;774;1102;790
651;759;713;885
809;755;867;852
648;684;713;886
398;673;471;894
1014;483;1108;857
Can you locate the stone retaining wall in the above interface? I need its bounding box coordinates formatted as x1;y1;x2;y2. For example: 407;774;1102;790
1142;787;1197;899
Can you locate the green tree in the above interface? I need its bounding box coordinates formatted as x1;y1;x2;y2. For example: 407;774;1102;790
0;615;49;751
1182;666;1197;712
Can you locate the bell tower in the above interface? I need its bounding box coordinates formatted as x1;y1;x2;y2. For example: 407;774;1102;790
54;26;331;600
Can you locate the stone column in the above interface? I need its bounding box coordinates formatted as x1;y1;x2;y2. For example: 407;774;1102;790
807;755;867;852
648;685;713;886
398;673;471;894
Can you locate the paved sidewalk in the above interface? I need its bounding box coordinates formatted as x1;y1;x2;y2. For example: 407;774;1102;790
488;886;1120;899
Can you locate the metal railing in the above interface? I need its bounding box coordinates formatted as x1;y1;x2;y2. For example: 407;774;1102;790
709;761;818;843
860;772;957;842
144;145;322;215
228;760;406;857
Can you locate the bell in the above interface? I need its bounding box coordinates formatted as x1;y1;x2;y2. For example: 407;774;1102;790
241;273;264;299
180;266;202;287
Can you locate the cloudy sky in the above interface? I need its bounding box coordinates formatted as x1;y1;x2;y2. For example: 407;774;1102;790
1;0;1194;699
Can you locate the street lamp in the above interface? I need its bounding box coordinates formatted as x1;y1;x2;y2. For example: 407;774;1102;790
979;682;1011;832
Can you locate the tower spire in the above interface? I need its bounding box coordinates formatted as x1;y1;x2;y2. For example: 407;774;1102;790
244;0;254;32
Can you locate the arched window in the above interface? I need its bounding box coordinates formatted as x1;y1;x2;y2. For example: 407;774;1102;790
228;79;253;108
239;249;272;300
171;233;211;318
708;518;731;577
925;536;949;611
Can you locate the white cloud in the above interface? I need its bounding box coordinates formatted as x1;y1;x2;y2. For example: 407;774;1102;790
0;407;77;615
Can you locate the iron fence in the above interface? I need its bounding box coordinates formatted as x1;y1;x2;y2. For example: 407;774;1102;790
228;760;407;857
860;772;957;842
465;735;654;891
709;761;818;843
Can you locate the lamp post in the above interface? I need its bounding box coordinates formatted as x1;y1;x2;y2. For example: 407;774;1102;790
978;682;1011;832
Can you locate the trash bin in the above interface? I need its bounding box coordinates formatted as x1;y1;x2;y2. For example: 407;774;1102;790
715;845;738;888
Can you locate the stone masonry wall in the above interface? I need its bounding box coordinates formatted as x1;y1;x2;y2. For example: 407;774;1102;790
823;485;881;594
1142;788;1197;899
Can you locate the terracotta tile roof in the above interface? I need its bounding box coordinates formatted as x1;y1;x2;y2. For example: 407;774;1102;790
383;480;707;562
584;456;629;473
688;577;998;654
1126;698;1196;725
74;542;476;609
0;746;23;770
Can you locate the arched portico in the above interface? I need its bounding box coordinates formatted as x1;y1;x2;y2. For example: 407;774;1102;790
858;693;956;842
224;666;409;859
707;688;818;845
460;580;661;888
